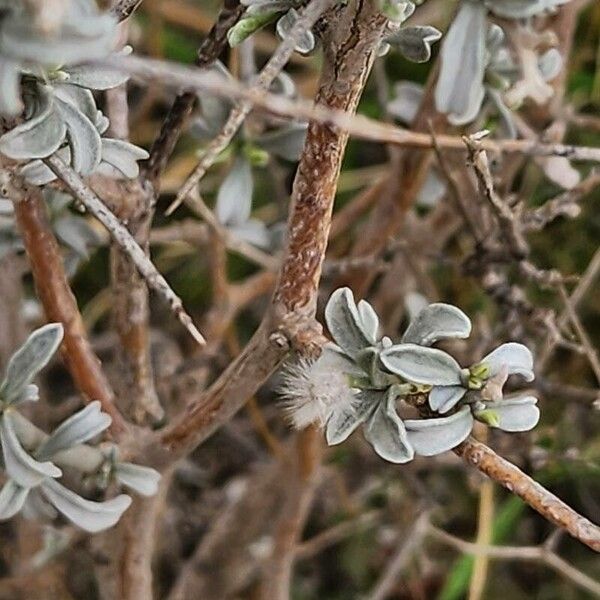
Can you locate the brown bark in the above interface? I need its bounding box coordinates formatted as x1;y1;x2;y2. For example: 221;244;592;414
155;0;388;462
9;174;128;435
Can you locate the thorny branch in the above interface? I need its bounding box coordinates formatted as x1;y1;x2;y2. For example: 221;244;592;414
45;155;206;345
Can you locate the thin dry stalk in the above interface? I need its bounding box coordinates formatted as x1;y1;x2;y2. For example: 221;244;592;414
455;438;600;552
45;155;206;345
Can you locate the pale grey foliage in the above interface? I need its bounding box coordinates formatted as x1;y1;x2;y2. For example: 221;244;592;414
0;324;161;532
229;0;314;54
194;64;306;251
0;2;147;182
383;25;442;63
280;287;540;464
435;0;570;128
0;190;101;275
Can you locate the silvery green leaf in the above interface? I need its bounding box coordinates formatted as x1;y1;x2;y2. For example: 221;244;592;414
1;323;63;404
228;11;279;47
435;1;487;124
0;58;23;117
115;463;161;497
242;0;294;16
0;9;117;66
64;64;129;90
255;123;307;161
325;288;376;357
487;23;505;52
276;9;315;55
357;300;380;343
0;412;62;488
98;139;149;179
380;344;462;385
22;488;58;520
40;479;131;533
0;90;65;160
37;401;111;460
405;292;429;321
20;146;70;185
270;71;297;98
404;406;473;456
364;394;414;463
416;169;446;208
402;303;472;346
538;155;580;190
429;385;467;413
487;88;517;139
484;0;569;19
0;480;28;519
54;84;98;124
54;215;100;260
216;157;253;227
476;396;540;432
54;96;102;176
0;199;13;216
479;342;534;381
489;46;517;78
538;48;562;81
387;81;424;124
229;219;271;249
95;111;110;135
193;63;233;138
326;389;382;446
386;26;441;63
380;0;416;22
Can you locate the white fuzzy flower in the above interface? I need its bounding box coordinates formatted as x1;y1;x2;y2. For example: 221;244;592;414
278;346;361;430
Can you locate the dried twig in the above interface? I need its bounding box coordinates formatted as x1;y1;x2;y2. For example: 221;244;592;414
45;155;206;345
165;0;335;215
455;438;600;552
428;525;600;597
367;512;430;600
258;427;323;600
111;0;144;22
144;0;244;184
111;54;600;163
106;80;163;424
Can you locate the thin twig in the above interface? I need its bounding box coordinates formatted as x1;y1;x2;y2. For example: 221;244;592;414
258;427;323;600
45;155;206;345
111;0;144;22
165;0;334;215
109;54;600;164
367;512;430;600
144;0;244;184
428;525;600;597
558;283;600;386
455;437;600;552
469;473;494;600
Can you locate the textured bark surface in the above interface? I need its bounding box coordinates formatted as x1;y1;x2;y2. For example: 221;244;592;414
456;438;600;552
156;0;387;462
9;176;128;434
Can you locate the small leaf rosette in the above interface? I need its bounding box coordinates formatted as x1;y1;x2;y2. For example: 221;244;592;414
0;324;161;532
279;288;540;465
